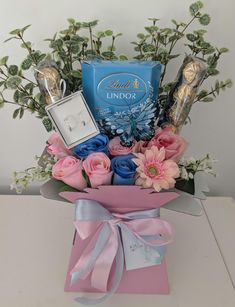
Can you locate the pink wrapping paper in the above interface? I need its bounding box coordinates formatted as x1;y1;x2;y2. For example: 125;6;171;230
60;186;179;294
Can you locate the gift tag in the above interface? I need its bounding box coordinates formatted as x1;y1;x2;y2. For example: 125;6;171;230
120;225;164;271
46;91;100;149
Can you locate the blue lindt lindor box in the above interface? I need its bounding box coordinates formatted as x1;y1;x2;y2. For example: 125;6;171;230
82;60;162;146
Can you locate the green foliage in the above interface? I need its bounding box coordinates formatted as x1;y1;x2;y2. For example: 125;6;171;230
8;65;18;75
131;1;231;110
0;18;125;125
195;79;232;103
42;116;53;132
6;76;22;89
0;56;9;66
0;1;232;131
11;153;57;194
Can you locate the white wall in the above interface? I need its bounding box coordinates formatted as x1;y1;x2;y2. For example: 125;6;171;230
0;0;234;197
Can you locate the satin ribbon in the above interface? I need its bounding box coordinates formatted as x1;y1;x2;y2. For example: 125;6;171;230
71;199;173;305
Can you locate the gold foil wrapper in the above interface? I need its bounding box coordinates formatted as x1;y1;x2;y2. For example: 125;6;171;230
166;56;207;133
35;61;63;105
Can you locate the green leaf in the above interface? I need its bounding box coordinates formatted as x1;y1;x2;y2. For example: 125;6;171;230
208;68;219;76
21;58;33;70
6;76;22;89
4;37;17;43
105;30;113;36
82;20;99;28
0;56;9;66
59;184;78;193
186;33;197;42
70;43;80;53
8;65;18;76
67;18;76;24
0;99;4;108
145;26;154;34
13;108;20;119
19;107;24;119
201;97;214;102
9;25;30;36
171;19;179;26
199;14;211;26
42;117;53;132
225;79;233;88
25;83;35;94
96;31;105;38
189;1;203;16
82;170;91;187
13;90;20;102
9;28;21;35
142;44;155;52
119;54;128;60
20;41;32;49
101;51;115;59
219;47;229;53
133;54;144;60
38;53;47;63
70;70;82;78
18;92;29;104
215;80;220;95
148;18;160;22
0;81;5;87
194;29;207;36
197;90;208;99
89;20;99;27
137;33;145;39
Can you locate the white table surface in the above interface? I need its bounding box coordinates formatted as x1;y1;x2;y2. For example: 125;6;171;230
0;195;235;307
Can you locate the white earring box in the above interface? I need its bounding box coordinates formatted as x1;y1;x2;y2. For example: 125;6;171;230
46;91;100;149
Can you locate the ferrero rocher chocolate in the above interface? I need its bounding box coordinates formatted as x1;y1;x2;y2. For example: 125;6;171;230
35;61;64;105
163;55;207;133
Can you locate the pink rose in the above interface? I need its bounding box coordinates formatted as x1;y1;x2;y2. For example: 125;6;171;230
52;156;87;190
108;136;136;156
83;152;113;188
47;132;72;158
132;140;150;154
149;127;187;162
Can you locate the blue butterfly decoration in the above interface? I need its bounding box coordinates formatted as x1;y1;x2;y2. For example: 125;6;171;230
99;85;159;146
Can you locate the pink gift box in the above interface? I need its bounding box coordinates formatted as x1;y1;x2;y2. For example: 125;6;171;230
60;186;179;295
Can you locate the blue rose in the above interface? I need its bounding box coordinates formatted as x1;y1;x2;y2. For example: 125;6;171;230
73;134;109;158
111;154;137;185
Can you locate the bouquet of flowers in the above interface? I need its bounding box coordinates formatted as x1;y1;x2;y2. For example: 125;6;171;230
1;1;232;303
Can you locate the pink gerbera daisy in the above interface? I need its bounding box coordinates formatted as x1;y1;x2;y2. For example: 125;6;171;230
132;147;180;192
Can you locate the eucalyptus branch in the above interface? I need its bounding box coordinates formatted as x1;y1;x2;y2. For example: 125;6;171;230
18;34;37;65
194;79;232;103
110;36;115;52
21;75;38;86
3;99;38;111
89;25;94;52
160;15;198;85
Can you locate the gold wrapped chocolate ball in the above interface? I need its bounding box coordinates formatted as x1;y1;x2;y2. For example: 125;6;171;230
165;55;207;133
35;61;64;104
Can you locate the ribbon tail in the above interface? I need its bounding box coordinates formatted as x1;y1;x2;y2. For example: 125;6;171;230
75;226;124;305
71;223;110;285
90;226;118;292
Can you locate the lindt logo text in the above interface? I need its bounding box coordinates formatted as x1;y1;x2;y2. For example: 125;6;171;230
108;79;139;89
97;73;147;105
